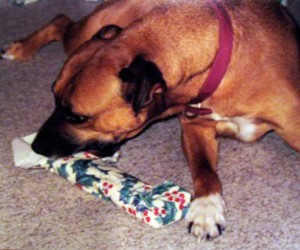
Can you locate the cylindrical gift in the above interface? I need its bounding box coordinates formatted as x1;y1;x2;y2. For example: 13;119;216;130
41;152;191;228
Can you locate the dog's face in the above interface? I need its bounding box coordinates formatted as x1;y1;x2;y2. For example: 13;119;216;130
32;48;168;157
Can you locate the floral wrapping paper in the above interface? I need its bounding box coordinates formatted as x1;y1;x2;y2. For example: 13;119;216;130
40;152;191;228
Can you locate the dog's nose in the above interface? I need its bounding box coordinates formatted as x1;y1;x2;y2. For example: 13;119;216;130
31;139;53;157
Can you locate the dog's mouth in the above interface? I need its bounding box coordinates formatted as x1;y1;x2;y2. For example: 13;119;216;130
32;138;122;159
31;126;122;159
77;140;123;158
31;105;125;158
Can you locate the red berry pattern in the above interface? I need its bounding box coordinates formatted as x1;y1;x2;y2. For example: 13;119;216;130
102;182;114;195
163;190;187;211
75;183;83;190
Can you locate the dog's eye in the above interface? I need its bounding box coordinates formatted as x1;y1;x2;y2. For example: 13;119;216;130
64;113;89;124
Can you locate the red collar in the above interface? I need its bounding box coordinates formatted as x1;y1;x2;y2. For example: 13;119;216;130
185;1;234;117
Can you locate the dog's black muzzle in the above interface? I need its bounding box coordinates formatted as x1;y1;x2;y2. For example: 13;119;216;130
32;109;121;158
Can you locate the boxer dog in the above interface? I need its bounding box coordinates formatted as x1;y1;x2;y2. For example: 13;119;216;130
2;0;299;241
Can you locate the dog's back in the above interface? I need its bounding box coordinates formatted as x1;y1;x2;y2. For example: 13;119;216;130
108;0;299;92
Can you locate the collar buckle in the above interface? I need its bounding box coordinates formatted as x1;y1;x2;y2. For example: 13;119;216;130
183;103;213;118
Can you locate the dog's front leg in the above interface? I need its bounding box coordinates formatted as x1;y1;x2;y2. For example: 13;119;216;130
180;117;226;241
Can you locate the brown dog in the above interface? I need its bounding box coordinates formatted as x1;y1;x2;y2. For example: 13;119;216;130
2;0;299;241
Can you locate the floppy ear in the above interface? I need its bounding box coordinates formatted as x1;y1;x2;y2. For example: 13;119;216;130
92;24;123;41
119;55;166;114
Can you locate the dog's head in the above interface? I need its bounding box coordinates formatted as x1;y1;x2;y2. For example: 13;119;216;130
32;29;168;157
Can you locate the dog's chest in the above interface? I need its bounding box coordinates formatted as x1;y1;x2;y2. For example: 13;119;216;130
210;113;259;142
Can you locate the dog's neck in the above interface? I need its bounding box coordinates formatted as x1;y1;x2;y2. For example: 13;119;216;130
184;1;234;117
143;1;235;119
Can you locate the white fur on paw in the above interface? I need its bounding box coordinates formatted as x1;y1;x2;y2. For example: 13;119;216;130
186;194;226;241
1;52;16;61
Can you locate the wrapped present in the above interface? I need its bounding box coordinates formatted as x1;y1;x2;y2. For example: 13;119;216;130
12;133;191;228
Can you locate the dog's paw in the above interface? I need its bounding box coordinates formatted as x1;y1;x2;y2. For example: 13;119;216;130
1;41;33;61
186;193;226;242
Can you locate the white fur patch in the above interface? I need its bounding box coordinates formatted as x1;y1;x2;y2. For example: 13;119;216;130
209;113;258;142
233;117;257;141
209;112;230;122
1;53;16;61
186;194;226;241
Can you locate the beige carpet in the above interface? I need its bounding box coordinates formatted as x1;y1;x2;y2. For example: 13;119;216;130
0;0;299;249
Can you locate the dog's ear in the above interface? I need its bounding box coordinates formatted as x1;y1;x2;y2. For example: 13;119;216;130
92;24;123;41
119;55;166;114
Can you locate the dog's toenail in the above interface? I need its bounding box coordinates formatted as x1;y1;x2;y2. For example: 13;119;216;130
0;49;5;59
188;222;193;234
217;224;223;235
